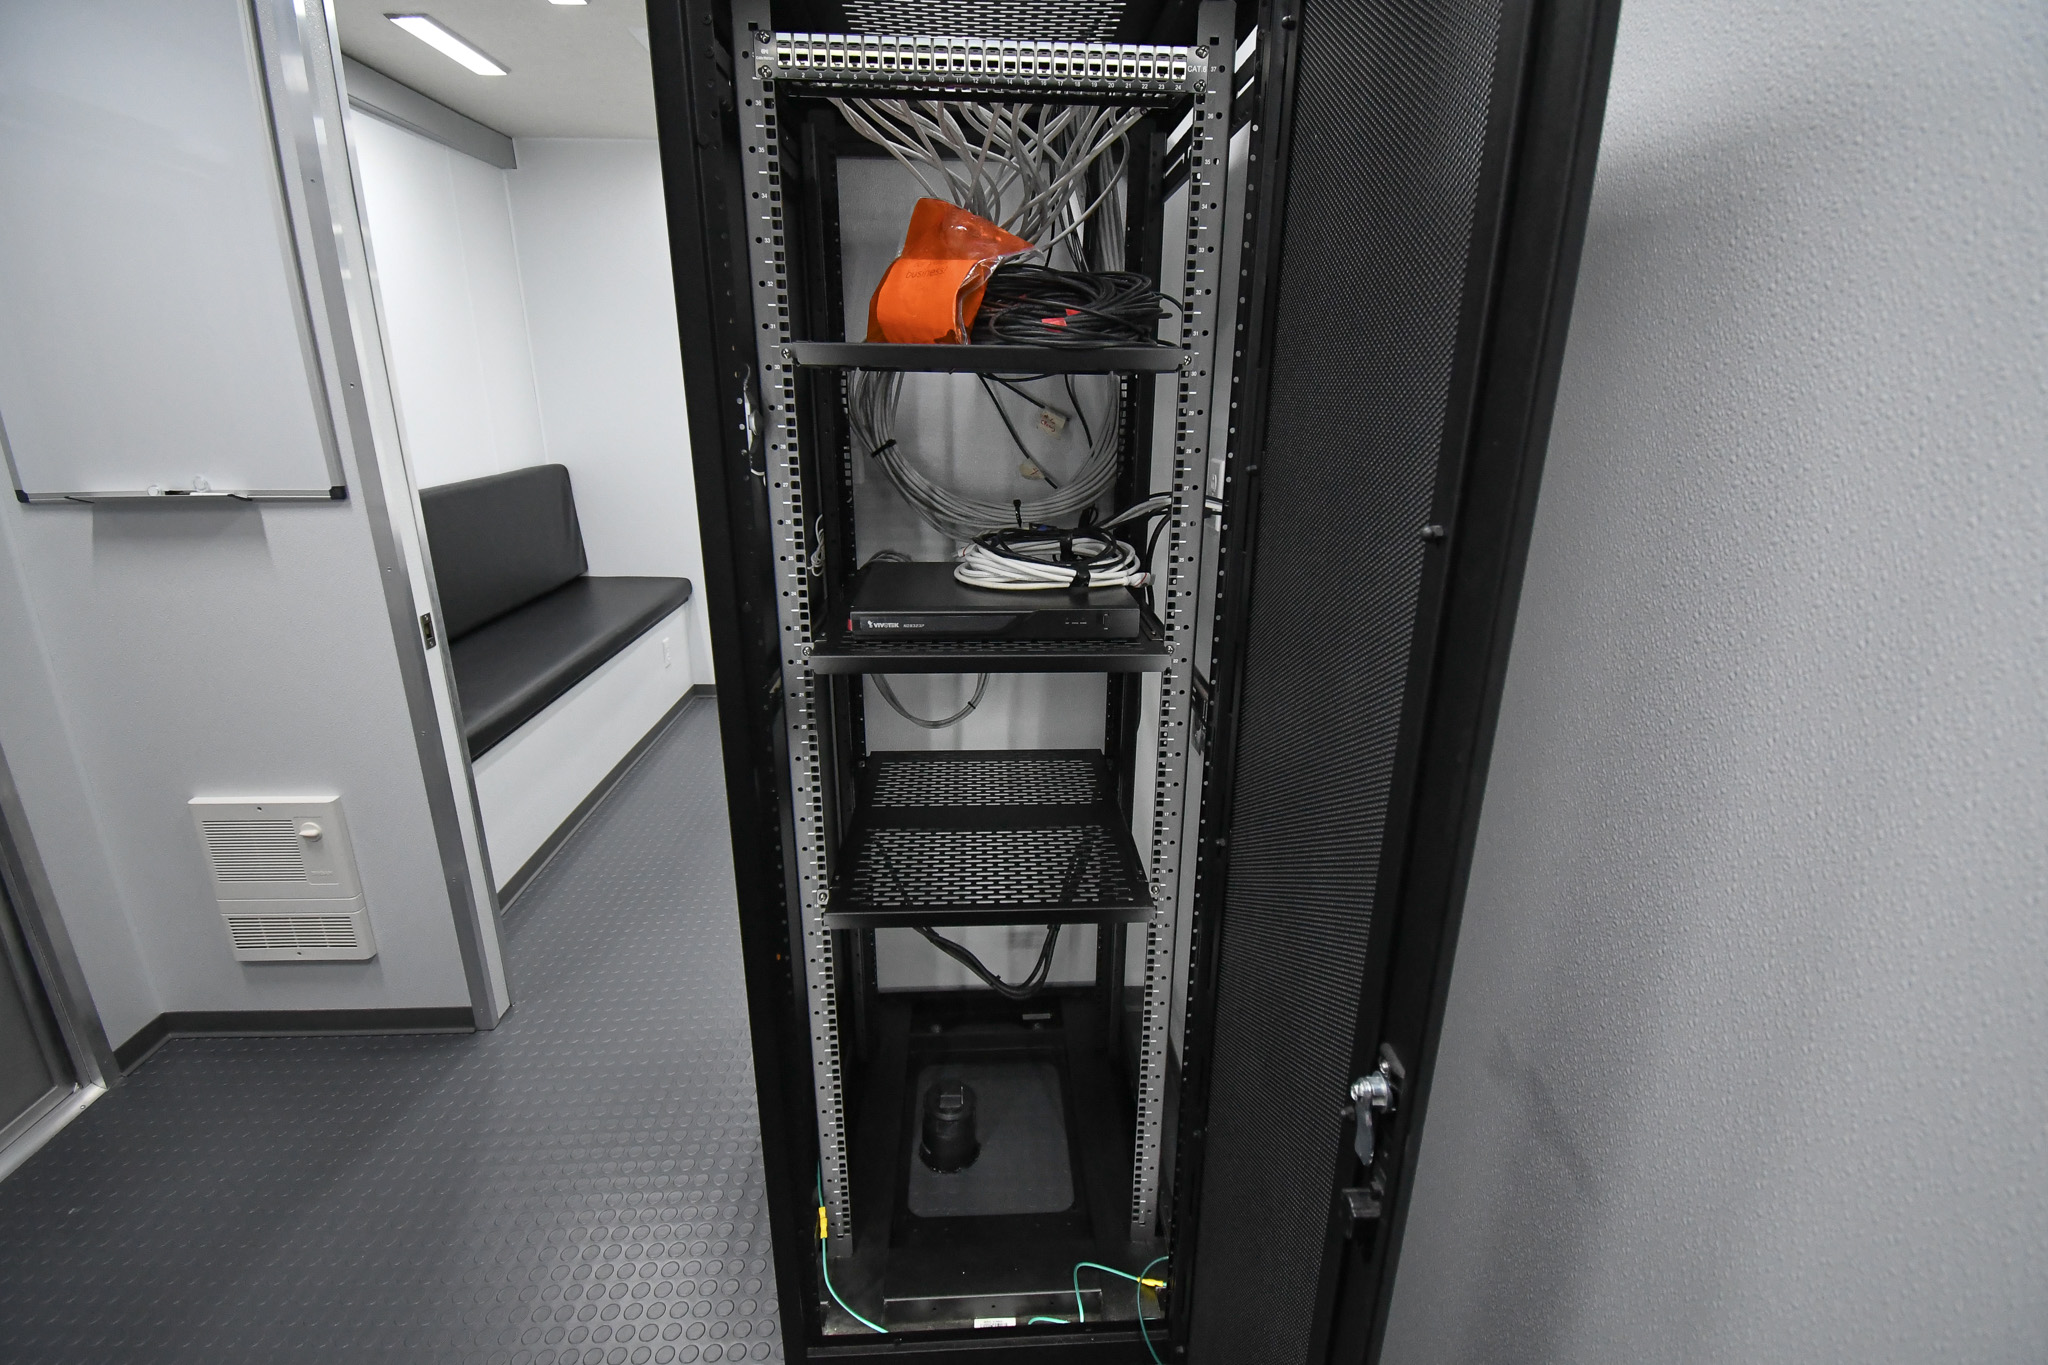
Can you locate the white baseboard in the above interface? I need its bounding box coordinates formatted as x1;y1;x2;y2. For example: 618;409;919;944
470;604;694;891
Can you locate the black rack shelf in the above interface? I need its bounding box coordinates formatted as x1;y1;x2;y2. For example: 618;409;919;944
815;561;1168;673
810;631;1169;675
825;751;1153;929
786;340;1185;374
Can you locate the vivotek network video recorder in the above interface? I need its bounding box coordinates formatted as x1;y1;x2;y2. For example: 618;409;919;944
847;561;1145;640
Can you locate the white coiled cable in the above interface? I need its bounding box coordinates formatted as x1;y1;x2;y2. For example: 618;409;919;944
953;533;1147;591
950;496;1171;592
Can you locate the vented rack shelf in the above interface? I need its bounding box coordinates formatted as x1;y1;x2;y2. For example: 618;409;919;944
825;751;1153;929
809;628;1169;675
785;341;1186;374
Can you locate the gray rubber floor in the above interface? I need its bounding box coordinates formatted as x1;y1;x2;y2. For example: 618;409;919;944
0;698;781;1364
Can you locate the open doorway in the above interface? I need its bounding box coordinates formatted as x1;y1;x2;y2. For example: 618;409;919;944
332;2;713;899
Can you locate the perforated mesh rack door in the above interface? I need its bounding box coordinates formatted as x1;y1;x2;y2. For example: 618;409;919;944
1185;2;1512;1362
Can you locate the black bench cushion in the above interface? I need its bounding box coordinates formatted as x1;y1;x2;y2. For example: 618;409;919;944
420;465;587;639
450;576;693;757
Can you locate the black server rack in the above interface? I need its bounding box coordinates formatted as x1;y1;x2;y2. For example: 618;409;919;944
647;0;1618;1359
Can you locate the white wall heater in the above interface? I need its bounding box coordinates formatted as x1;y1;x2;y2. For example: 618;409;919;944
189;797;377;962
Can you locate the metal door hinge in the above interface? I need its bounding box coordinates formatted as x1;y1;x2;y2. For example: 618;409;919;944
1190;669;1214;751
1339;1173;1384;1234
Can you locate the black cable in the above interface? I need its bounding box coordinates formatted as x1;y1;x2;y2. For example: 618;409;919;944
990;376;1047;408
916;925;1063;1000
991;373;1103;457
1144;514;1170;574
873;673;988;728
973;264;1178;349
1063;374;1094;448
991;375;1078;447
977;376;1058;488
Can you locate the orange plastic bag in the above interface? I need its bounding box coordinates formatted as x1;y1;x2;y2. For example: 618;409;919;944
866;199;1032;344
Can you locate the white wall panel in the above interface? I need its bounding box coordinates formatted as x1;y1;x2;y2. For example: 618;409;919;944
349;113;547;489
1383;3;2048;1360
0;511;156;1047
505;138;713;684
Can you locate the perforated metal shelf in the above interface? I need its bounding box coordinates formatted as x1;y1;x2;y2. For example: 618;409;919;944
785;341;1185;374
810;625;1168;674
826;751;1152;928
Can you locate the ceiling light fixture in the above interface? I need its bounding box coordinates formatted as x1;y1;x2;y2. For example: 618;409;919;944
385;15;508;75
549;1;590;7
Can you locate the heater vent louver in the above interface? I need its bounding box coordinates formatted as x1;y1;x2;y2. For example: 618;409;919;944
190;797;375;962
224;913;366;955
199;818;308;881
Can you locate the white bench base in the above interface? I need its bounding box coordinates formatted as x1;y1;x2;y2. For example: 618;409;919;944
470;604;695;892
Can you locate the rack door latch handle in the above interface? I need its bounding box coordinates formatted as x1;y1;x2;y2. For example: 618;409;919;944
1339;1054;1401;1235
1347;1062;1397;1165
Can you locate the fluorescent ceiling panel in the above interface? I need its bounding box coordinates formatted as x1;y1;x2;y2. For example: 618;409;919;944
386;15;507;75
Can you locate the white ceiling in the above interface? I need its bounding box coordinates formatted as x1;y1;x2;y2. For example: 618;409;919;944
333;0;659;139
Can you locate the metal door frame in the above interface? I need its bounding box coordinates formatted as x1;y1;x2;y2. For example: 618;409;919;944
0;872;76;1154
0;741;113;1179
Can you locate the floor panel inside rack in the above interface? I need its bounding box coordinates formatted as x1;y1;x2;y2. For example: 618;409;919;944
906;1060;1074;1218
824;991;1162;1339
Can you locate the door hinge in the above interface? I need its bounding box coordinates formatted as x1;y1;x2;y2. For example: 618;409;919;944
1340;1174;1385;1230
1190;668;1214;751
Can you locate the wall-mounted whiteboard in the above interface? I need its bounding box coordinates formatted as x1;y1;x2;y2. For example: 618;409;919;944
0;0;344;501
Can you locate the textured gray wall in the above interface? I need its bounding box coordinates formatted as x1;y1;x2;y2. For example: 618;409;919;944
1381;3;2047;1362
